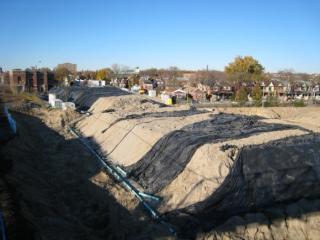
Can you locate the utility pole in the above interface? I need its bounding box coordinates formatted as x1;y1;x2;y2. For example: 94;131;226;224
206;64;209;82
174;67;176;88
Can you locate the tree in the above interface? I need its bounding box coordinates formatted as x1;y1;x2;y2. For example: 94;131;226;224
111;64;129;79
167;66;180;88
78;70;96;80
251;84;262;101
54;67;71;82
111;63;120;73
128;74;140;86
225;56;265;87
189;70;226;88
235;87;248;102
96;68;112;80
277;69;295;84
142;68;159;77
312;75;320;85
300;73;310;82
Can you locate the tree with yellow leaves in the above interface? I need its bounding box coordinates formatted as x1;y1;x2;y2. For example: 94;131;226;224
96;68;112;80
225;56;265;86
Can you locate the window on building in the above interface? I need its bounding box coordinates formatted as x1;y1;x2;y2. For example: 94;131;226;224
17;76;21;84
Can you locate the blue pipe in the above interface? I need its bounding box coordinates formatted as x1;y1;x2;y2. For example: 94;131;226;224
4;106;16;135
68;127;176;236
116;166;127;177
139;192;162;202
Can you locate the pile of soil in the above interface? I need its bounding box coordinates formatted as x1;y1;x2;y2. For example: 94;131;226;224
126;114;300;194
89;94;166;115
159;128;308;212
74;94;320;239
76;103;312;215
198;197;320;240
77;106;213;167
13;87;320;239
161;134;320;238
217;107;320;132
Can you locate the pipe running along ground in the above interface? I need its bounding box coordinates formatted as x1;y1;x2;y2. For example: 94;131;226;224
68;126;177;236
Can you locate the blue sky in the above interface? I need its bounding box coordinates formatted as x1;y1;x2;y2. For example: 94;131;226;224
0;0;319;73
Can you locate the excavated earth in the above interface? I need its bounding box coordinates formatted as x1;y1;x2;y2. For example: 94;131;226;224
2;86;320;239
68;87;320;239
0;88;169;240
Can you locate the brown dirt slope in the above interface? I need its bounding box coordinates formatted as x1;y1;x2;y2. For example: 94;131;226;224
1;110;169;240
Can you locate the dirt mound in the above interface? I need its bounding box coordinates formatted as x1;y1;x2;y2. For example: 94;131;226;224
89;94;166;114
74;99;320;238
198;198;320;240
76;104;319;212
159;128;308;212
126;114;299;194
164;134;320;237
218;107;320;132
76;107;212;167
215;107;281;119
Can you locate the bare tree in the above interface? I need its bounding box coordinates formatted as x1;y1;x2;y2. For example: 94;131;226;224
111;64;121;78
111;64;130;78
168;66;179;88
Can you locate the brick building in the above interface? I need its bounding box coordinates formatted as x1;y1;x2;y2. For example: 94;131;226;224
0;68;8;85
0;69;9;85
2;68;55;93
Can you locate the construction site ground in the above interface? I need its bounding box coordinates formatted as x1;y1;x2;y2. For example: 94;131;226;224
1;87;320;239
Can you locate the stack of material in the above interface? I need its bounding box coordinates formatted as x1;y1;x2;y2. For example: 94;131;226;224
49;86;130;110
61;102;75;110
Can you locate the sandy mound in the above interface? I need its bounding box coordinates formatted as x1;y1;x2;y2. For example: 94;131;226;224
74;93;320;238
77;106;212;167
6;86;320;239
159;128;308;212
198;198;320;240
215;107;281;119
76;102;320;213
89;94;165;114
218;107;320;132
162;134;320;237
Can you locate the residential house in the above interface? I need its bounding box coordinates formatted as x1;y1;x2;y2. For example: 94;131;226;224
197;83;212;92
189;88;204;101
262;80;290;96
293;80;312;94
